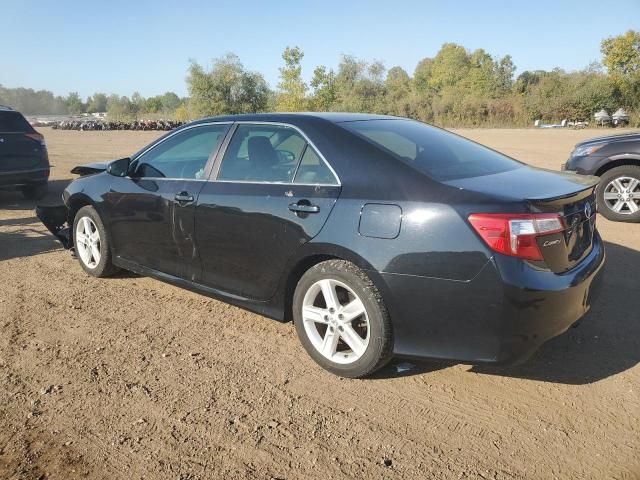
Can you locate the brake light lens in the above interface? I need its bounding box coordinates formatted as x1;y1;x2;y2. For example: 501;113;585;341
468;213;565;260
25;132;46;147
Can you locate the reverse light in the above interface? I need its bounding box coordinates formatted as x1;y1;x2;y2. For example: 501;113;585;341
25;132;46;147
468;213;565;260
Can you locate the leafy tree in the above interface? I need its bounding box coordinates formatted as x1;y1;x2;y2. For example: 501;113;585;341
65;92;84;114
276;46;307;111
385;66;412;116
86;93;107;113
309;65;337;111
187;53;270;116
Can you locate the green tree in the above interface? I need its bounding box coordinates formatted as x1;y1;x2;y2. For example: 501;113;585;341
187;53;270;116
65;92;84;114
86;93;108;113
309;65;337;111
601;30;640;110
385;66;412;116
276;46;307;111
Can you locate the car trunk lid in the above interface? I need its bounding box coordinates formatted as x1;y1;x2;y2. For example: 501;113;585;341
446;166;599;273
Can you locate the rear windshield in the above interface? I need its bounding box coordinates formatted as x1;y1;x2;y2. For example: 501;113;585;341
0;111;33;133
342;119;522;181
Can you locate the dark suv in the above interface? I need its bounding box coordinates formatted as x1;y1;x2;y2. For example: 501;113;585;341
563;131;640;222
0;106;50;200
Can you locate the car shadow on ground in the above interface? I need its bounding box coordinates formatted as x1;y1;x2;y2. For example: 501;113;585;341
0;180;71;261
376;241;640;385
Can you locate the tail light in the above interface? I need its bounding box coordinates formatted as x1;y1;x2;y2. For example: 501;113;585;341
468;213;565;260
25;132;46;147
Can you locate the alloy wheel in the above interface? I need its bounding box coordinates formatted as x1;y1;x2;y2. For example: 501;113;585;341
301;278;370;364
602;176;640;215
75;216;101;269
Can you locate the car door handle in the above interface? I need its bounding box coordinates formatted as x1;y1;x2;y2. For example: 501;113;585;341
288;202;320;213
175;192;194;204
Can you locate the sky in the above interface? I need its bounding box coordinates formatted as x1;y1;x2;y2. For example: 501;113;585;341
2;0;639;99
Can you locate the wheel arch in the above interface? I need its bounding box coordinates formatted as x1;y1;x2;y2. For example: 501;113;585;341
595;156;640;177
279;243;382;323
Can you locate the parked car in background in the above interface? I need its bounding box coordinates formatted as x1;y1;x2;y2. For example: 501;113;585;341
37;113;604;378
0;106;49;199
563;131;640;222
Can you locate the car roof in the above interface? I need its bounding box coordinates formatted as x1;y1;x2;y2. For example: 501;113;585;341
191;112;403;125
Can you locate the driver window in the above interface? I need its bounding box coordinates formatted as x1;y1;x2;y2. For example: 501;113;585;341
132;124;227;179
217;124;306;182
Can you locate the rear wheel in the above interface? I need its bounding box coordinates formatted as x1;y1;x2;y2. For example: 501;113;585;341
293;260;393;378
597;166;640;222
21;183;48;200
73;205;119;277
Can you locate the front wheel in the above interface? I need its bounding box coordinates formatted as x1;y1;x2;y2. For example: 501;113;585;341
73;205;119;277
597;165;640;222
293;260;393;378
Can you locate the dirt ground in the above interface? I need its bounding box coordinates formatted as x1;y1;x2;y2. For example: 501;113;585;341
0;127;638;480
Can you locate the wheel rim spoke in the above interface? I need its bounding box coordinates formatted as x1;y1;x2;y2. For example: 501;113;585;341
302;305;328;324
612;179;625;193
613;200;625;212
319;279;340;311
603;192;619;200
628;200;639;213
628;178;639;192
339;324;366;357
321;329;340;357
340;298;365;322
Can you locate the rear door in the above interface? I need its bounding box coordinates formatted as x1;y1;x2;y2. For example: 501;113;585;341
195;122;341;300
0;111;44;172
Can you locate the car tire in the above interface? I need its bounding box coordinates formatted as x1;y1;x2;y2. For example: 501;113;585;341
596;165;640;223
72;205;119;277
21;183;48;200
293;259;393;378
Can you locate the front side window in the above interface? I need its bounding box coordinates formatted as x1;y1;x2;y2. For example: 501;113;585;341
217;124;307;182
132;124;227;179
342;119;523;181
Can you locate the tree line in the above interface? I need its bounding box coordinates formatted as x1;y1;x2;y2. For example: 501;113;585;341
2;30;639;127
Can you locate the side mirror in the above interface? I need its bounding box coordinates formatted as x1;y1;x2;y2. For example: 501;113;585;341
107;157;131;177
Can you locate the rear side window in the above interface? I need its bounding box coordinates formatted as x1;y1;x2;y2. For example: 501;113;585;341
294;146;338;185
0;112;33;132
342;119;522;181
218;124;307;183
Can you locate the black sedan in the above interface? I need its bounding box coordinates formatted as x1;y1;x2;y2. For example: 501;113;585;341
38;113;605;378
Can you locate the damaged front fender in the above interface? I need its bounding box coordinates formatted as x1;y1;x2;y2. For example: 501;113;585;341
35;204;72;249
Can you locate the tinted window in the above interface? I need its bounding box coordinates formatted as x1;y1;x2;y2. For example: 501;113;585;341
218;124;306;182
343;119;522;180
133;124;227;179
0;111;33;132
294;146;338;185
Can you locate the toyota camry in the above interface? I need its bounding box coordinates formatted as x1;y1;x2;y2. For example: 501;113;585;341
37;113;605;378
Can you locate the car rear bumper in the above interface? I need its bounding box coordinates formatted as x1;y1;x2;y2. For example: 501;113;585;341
375;232;605;365
0;168;49;188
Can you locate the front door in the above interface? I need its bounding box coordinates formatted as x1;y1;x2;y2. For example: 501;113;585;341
105;123;230;279
195;123;341;300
